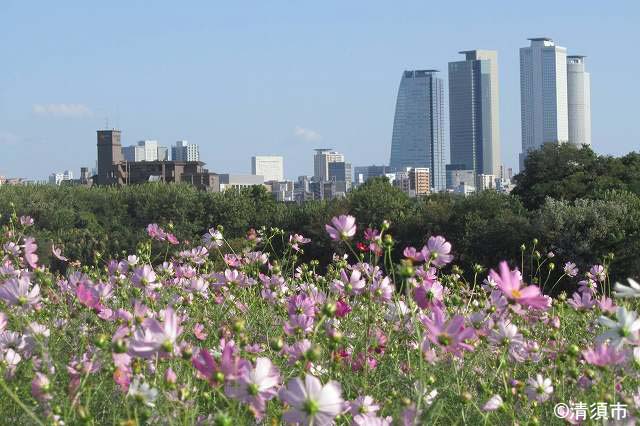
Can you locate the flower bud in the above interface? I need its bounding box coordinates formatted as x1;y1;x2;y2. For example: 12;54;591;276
269;337;284;351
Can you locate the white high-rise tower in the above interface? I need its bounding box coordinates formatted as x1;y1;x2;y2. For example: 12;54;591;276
519;37;568;169
567;56;591;146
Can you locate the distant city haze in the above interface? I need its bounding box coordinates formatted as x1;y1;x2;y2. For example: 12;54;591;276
0;1;638;180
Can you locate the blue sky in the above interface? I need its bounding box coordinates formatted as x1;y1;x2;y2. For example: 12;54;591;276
1;0;638;180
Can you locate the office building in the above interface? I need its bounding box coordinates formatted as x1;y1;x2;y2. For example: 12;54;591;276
389;70;445;191
449;50;501;176
519;37;568;168
48;170;74;185
218;174;264;192
354;165;392;185
392;167;430;197
267;180;295;202
122;140;168;162
446;164;475;190
313;149;344;182
328;161;352;192
567;56;591;146
251;156;284;182
172;140;200;162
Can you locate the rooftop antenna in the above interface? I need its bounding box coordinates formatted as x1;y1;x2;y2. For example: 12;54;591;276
105;116;110;130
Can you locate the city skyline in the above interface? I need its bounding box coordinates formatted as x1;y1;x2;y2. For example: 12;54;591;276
1;1;638;180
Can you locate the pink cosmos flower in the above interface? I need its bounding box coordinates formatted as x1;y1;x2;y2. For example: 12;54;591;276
370;276;393;303
146;223;166;241
76;283;102;310
482;394;503;411
289;234;311;251
129;307;182;358
22;237;38;268
422;236;453;267
582;343;628;367
331;269;366;296
0;277;41;308
413;280;444;310
194;323;208;341
166;233;179;245
403;247;425;263
192;344;245;385
288;294;316;318
31;373;52;401
325;215;357;241
360;227;376;241
51;244;68;262
349;395;380;417
567;291;596;311
283;339;312;365
489;261;550;310
0;312;7;332
279;374;344;425
563;262;578;277
354;415;393;426
589;265;606;282
596;296;616;314
421;307;475;357
19;216;34;226
226;357;280;420
165;366;177;384
132;265;157;288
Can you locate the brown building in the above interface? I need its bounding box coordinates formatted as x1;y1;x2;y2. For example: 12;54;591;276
95;130;219;191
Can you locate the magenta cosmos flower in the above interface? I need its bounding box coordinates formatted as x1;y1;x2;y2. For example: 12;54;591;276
421;307;475;357
489;261;550;310
226;357;280;420
325;215;357;241
279;374;344;425
192;344;245;385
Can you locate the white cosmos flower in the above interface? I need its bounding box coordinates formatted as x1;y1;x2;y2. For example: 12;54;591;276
614;279;640;299
598;306;640;348
127;378;158;407
483;394;503;411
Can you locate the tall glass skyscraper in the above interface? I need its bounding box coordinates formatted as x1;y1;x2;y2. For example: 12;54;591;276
389;70;445;191
448;50;501;177
519;37;568;169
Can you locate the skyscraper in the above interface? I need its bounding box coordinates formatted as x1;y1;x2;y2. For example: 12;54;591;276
519;37;568;169
389;70;445;191
449;50;501;176
251;156;284;182
567;56;591;146
172;140;200;161
313;149;344;182
328;161;352;192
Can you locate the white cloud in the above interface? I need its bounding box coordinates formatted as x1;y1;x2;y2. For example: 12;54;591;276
294;126;322;142
32;103;93;118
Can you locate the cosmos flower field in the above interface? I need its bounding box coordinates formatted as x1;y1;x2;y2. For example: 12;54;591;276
1;212;640;425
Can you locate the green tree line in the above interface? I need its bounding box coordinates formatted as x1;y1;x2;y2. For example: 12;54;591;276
1;143;639;291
